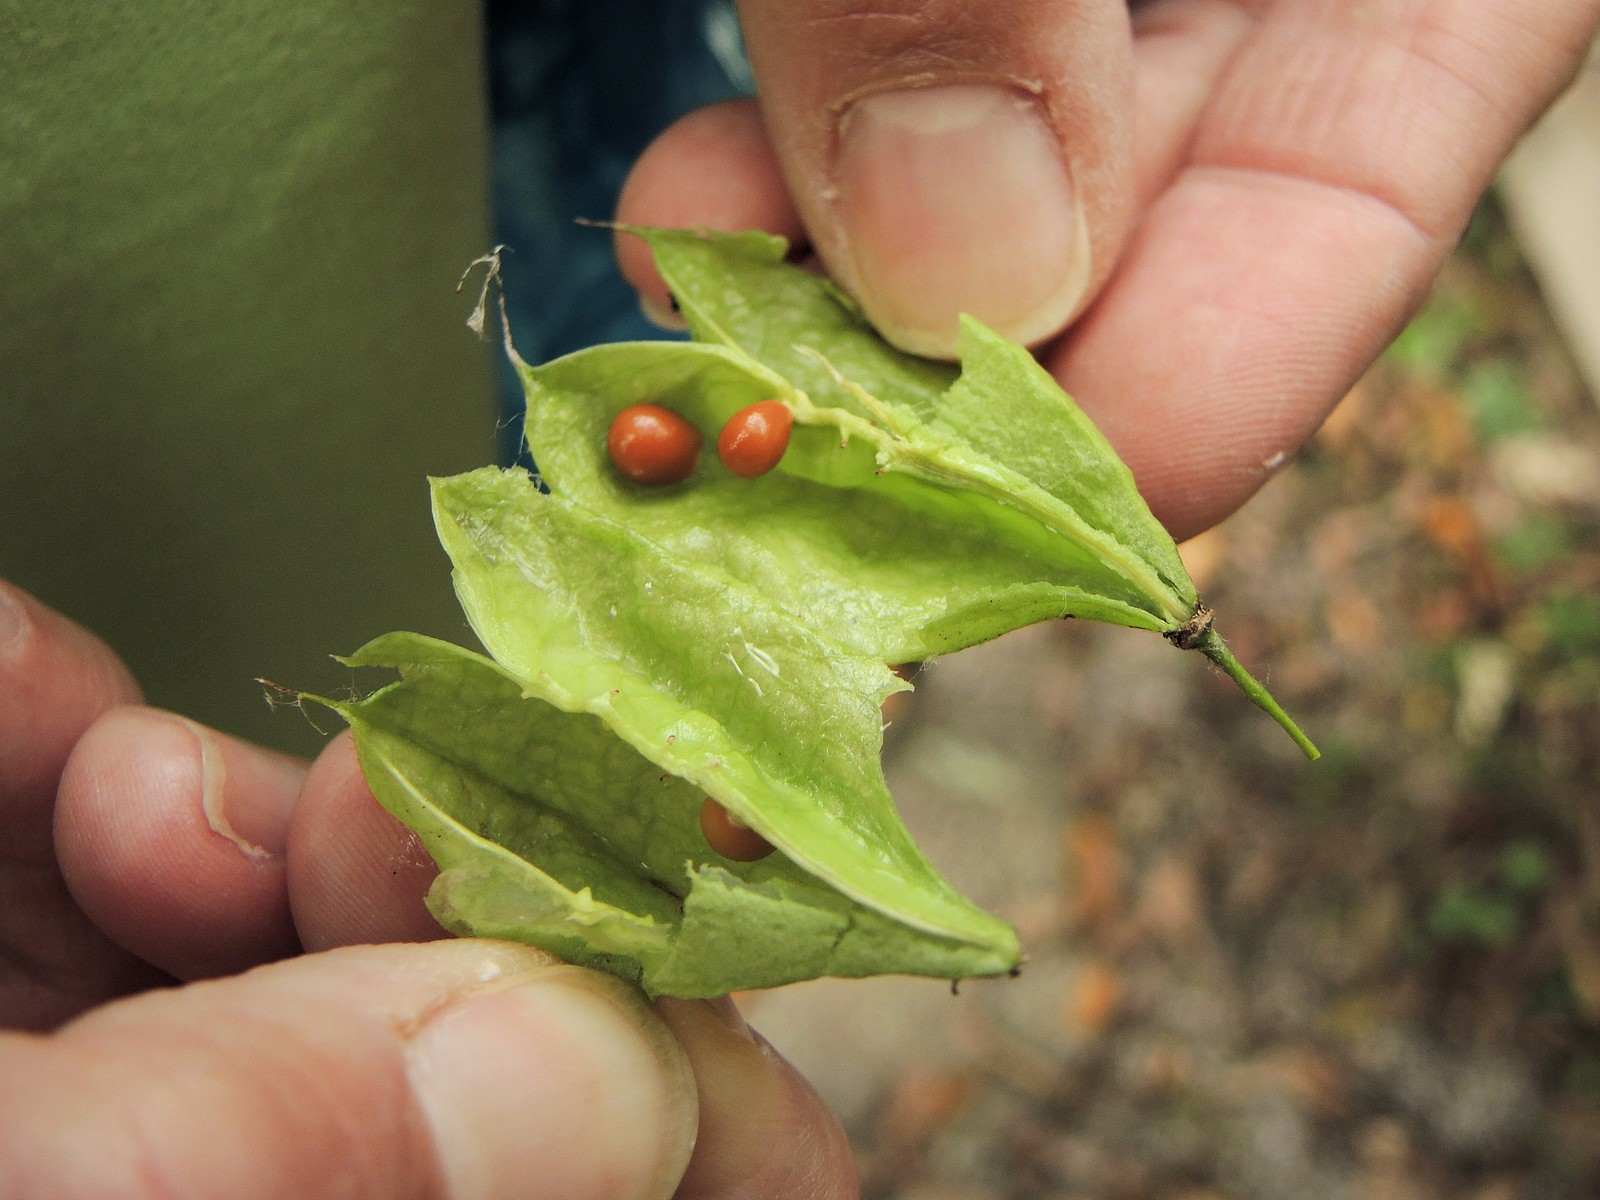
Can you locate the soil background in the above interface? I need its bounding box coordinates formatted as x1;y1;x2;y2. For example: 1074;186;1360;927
739;194;1600;1200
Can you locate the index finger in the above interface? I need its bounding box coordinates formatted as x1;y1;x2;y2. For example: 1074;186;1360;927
1051;0;1600;539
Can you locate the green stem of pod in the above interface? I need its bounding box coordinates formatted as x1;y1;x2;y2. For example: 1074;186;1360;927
1187;624;1321;761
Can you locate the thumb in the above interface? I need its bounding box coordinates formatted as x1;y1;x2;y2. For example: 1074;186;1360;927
737;0;1133;357
0;942;698;1200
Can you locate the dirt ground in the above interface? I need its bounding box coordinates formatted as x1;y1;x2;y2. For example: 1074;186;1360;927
739;194;1600;1200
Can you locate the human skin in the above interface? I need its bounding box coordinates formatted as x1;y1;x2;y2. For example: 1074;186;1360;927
0;579;857;1200
617;0;1600;541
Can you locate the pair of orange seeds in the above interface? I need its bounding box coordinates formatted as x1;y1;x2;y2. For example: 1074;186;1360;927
606;400;793;486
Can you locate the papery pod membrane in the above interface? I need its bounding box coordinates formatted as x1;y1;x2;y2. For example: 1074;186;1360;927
326;474;1021;996
319;228;1316;998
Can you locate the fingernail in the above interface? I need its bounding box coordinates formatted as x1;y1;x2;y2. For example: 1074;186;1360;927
835;83;1090;356
0;582;24;652
410;969;698;1200
169;715;304;861
639;292;688;332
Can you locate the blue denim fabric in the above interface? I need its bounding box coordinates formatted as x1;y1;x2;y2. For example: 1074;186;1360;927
486;0;754;464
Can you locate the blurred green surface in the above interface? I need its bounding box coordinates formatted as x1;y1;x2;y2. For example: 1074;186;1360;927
2;3;496;753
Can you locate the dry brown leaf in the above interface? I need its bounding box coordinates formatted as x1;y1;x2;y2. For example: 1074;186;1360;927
1063;958;1123;1036
1062;814;1123;930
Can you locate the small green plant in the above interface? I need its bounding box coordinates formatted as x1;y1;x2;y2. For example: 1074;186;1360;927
1463;357;1543;443
1543;590;1600;659
1429;882;1521;947
1427;840;1551;948
1498;839;1552;895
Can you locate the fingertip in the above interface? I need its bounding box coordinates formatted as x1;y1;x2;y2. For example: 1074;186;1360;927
0;579;141;858
657;996;859;1200
615;98;807;315
54;706;303;979
287;732;447;951
0;581;141;712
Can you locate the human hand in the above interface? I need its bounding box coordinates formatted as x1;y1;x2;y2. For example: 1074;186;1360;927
0;580;856;1199
616;0;1600;539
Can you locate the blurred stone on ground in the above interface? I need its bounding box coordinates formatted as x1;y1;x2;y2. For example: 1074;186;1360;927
744;195;1600;1199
